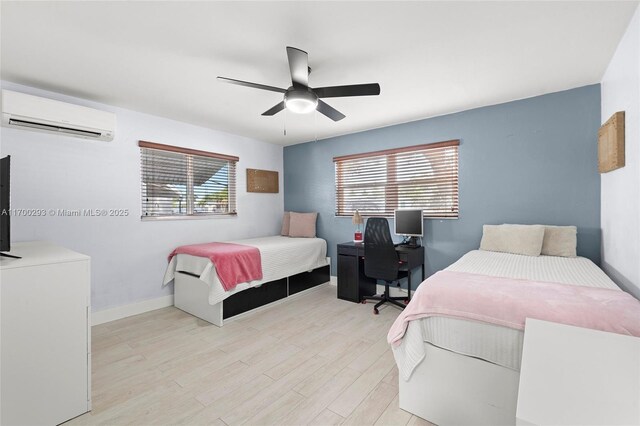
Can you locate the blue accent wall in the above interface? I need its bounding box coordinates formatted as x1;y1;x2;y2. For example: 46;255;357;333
284;85;601;284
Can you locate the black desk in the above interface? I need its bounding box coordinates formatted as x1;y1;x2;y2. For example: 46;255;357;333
337;241;425;303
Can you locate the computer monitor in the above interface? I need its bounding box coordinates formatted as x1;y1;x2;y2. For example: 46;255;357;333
394;209;423;246
0;155;18;258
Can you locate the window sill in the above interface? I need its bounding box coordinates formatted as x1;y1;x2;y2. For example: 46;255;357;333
141;214;237;222
334;214;459;220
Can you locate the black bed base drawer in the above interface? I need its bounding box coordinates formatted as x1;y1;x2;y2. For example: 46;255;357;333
222;265;330;319
223;277;287;319
289;265;330;295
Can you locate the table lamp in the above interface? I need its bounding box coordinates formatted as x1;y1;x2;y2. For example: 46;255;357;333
352;210;364;243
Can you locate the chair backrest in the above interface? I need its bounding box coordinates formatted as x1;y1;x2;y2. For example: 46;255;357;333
364;217;399;282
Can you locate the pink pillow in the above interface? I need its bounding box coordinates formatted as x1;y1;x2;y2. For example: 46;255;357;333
289;212;318;238
281;212;290;236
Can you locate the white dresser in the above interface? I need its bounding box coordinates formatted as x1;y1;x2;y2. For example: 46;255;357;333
1;241;91;425
517;318;640;426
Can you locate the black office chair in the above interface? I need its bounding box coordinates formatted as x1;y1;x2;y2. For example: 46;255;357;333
361;217;408;314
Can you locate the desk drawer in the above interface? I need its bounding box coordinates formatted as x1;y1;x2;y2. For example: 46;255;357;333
338;245;359;256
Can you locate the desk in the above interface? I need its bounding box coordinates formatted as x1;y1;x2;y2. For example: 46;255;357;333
337;241;425;303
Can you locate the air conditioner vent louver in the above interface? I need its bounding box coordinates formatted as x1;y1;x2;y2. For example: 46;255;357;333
2;90;116;142
8;119;103;138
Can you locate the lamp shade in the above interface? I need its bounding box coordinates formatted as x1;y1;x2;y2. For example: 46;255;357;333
352;210;363;226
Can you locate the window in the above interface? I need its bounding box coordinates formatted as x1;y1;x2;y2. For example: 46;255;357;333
334;140;459;218
139;141;237;219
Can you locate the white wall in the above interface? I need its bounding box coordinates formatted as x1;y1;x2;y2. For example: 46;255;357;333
0;81;284;311
601;5;640;298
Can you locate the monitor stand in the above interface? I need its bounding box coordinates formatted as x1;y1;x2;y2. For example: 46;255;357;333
0;252;21;259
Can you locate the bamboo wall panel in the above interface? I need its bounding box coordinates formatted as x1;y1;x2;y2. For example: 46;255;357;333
598;111;625;173
247;169;279;193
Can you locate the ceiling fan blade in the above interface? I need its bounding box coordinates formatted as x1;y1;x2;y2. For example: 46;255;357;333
316;100;346;122
313;83;380;98
217;76;286;93
286;46;309;87
261;101;286;116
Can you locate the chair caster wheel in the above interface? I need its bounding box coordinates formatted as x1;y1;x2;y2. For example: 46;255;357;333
404;299;410;304
373;308;379;315
361;300;366;304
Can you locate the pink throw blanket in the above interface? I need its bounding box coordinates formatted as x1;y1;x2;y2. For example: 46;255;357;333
388;270;640;345
168;242;262;291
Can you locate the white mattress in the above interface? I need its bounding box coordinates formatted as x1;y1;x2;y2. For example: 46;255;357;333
163;236;329;305
446;250;617;289
407;250;620;373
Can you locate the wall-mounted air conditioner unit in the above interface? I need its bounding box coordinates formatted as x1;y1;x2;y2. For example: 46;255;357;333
1;89;115;142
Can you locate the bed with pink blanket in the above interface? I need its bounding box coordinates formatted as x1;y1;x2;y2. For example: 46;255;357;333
163;236;329;326
390;249;638;425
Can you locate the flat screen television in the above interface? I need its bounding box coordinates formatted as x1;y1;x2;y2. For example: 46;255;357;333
1;155;13;255
394;209;423;247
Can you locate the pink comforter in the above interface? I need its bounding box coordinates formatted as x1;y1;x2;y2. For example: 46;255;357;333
168;242;262;291
388;270;640;345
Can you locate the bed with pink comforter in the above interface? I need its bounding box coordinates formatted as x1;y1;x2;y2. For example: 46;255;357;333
388;250;640;380
389;270;640;344
163;235;329;306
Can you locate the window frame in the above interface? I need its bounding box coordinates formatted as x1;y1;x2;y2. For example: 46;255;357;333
333;139;460;219
139;140;238;221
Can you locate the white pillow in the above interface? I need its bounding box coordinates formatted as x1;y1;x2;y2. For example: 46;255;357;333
540;225;577;257
480;224;545;257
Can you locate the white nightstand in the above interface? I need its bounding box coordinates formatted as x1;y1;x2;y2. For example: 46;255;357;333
517;318;640;426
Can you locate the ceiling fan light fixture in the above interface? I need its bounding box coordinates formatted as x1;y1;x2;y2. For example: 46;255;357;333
284;89;318;114
219;46;380;122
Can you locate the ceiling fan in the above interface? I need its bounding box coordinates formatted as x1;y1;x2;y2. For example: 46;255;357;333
217;47;380;122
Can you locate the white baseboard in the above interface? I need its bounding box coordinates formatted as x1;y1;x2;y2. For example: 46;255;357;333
94;267;334;326
92;294;174;326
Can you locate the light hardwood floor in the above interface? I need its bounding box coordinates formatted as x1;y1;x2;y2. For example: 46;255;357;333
67;284;435;426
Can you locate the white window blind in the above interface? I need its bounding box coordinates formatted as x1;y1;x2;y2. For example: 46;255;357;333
139;141;238;219
334;140;459;218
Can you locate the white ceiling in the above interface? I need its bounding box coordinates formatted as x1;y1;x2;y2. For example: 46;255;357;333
1;1;637;146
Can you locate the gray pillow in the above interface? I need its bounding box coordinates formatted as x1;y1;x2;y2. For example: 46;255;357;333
540;225;577;257
480;224;545;256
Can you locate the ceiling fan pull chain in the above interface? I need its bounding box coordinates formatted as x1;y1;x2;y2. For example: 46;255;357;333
284;108;287;136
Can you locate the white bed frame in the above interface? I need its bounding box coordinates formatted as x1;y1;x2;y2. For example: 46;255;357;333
400;343;520;425
174;272;225;326
174;268;330;327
